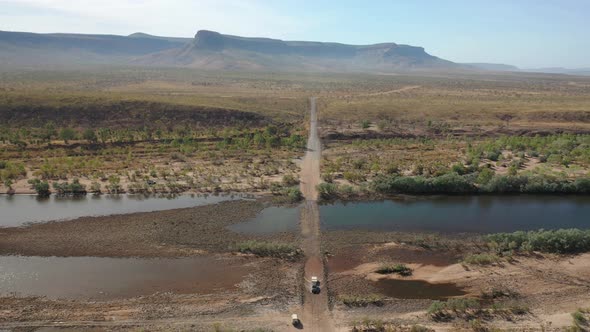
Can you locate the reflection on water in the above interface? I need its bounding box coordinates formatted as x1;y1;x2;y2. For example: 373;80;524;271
0;193;248;227
0;256;253;300
320;195;590;233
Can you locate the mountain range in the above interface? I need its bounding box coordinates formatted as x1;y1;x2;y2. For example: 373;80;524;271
0;29;587;75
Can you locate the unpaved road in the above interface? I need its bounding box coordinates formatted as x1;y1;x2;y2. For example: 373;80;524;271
297;97;335;331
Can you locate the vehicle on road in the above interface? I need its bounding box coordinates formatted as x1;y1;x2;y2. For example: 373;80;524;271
311;276;320;294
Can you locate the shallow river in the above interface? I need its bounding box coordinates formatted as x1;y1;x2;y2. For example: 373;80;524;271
0;193;246;227
320;195;590;233
0;255;253;299
1;194;589;300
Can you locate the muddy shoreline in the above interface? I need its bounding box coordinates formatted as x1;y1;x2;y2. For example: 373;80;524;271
0;199;300;258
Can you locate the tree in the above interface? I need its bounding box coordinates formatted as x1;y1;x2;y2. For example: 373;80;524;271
98;128;112;144
4;178;14;194
82;129;98;143
28;178;50;197
59;128;76;144
42;122;57;144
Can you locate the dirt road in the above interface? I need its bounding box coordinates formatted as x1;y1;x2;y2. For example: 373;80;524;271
297;97;335;331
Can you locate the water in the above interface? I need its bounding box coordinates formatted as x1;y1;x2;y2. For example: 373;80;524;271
373;279;467;299
320;196;590;233
228;205;300;234
0;256;253;300
0;194;245;227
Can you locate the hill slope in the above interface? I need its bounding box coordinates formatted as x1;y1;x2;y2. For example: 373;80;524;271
0;29;458;72
138;30;458;71
0;30;186;67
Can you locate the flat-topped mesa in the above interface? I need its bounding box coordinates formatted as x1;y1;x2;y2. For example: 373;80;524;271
194;30;225;51
191;30;438;63
0;28;458;70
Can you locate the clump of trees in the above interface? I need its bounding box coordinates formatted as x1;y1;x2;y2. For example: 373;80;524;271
372;173;590;195
28;178;50;197
486;229;590;254
0;161;26;183
52;178;87;196
340;294;385;307
236;240;302;260
375;264;413;276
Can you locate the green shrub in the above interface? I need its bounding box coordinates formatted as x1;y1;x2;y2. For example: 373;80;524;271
476;168;494;185
317;182;338;199
59;127;77;143
428;298;481;318
375;264;413;276
340;294;384;307
28;178;50;197
343;171;366;183
482;175;527;193
282;174;299;186
462;253;501;265
236;241;302;260
52;178;87;195
0;161;26;181
372;173;476;194
485;150;501;161
572;308;589;329
487;229;590;254
284;187;303;202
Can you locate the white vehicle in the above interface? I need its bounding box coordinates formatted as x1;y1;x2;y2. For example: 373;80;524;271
311;276;320;294
311;276;319;285
291;314;300;326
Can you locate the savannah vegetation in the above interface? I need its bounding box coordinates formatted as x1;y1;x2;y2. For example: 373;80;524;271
2;67;590;197
320;134;590;198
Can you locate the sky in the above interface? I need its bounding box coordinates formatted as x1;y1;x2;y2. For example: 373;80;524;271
1;0;589;68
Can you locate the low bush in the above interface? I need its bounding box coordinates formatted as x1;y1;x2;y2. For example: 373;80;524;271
52;178;87;195
28;178;50;197
236;241;302;260
373;173;476;194
317;182;339;199
376;264;413;276
486;229;590;254
572;308;589;330
373;173;590;195
462;253;501;265
428;298;481;319
340;294;385;307
282;174;299;186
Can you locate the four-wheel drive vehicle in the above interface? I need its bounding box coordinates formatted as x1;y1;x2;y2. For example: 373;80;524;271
310;276;320;294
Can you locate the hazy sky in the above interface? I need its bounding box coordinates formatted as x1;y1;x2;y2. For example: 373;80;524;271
1;0;589;68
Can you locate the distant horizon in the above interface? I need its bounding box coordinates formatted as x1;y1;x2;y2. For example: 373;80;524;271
2;27;589;71
1;0;589;68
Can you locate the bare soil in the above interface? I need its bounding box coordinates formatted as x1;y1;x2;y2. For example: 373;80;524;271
325;231;590;331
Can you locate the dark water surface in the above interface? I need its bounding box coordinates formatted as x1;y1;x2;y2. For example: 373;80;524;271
320;196;590;233
0;256;253;299
0;194;246;227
